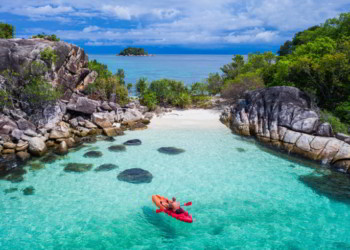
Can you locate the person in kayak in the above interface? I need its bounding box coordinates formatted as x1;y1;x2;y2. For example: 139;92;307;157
160;197;185;214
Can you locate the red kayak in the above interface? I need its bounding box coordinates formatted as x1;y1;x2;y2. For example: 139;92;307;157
152;195;193;223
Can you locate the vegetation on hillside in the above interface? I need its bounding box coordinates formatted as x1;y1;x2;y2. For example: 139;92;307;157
32;33;60;42
119;47;148;56
208;12;350;133
86;60;129;105
0;22;14;38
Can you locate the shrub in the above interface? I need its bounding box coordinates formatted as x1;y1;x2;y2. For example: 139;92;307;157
115;84;129;106
32;33;60;42
173;92;192;108
40;47;58;65
321;111;349;134
191;82;208;96
22;76;62;109
88;60;112;79
0;23;14;38
221;73;264;99
207;73;223;95
141;91;158;111
136;78;149;96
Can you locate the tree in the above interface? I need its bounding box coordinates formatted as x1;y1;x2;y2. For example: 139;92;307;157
32;33;60;41
207;73;223;95
0;23;14;38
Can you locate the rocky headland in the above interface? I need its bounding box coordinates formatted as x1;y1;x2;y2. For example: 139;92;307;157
221;86;350;174
0;38;168;178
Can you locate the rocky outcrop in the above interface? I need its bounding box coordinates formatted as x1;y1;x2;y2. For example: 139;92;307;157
221;86;350;174
0;38;92;99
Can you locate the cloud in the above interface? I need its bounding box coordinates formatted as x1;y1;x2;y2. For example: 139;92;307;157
83;26;101;32
1;0;349;47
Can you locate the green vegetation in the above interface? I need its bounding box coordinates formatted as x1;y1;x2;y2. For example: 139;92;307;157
87;60;129;105
136;78;193;110
119;47;148;56
32;33;60;42
40;47;58;65
0;64;63;111
0;22;14;38
211;12;350;133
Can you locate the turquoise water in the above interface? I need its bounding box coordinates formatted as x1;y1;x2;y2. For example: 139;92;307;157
89;54;233;85
1;110;350;249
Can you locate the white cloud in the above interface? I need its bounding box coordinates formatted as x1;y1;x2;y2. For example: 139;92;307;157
1;0;349;46
83;26;101;32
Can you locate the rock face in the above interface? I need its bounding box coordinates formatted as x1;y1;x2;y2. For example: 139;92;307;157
221;86;350;174
117;168;153;184
0;39;91;100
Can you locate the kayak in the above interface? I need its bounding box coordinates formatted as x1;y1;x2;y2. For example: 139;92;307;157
152;195;193;223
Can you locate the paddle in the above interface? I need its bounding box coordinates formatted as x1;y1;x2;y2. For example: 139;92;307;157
156;202;192;213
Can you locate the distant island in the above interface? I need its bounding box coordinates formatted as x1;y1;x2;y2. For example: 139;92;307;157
118;47;153;56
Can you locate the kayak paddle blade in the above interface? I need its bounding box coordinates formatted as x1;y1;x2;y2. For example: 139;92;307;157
156;209;163;213
183;202;192;206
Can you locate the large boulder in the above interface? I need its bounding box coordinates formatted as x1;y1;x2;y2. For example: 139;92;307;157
49;126;70;139
92;113;113;128
67;96;99;114
28;137;47;156
123;109;143;122
0;115;18;134
223;86;350;174
16;118;36;131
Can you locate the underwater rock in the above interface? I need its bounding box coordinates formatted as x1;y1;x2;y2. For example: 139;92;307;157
40;154;59;164
236;147;246;153
104;137;116;142
299;172;350;204
95;163;119;172
83;151;103;158
64;163;93;173
23;186;35;195
29;163;45;171
123;139;142;146
108;145;126;152
4;187;18;194
5;168;27;183
158;147;185;155
117;168;153;184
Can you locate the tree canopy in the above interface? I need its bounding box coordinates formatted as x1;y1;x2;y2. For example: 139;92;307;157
0;23;14;39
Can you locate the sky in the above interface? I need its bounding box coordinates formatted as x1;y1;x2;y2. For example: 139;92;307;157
0;0;349;54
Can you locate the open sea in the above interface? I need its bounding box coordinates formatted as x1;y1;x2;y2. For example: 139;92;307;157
1;110;350;249
88;54;233;85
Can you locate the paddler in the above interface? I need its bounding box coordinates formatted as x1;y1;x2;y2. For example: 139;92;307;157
160;197;186;214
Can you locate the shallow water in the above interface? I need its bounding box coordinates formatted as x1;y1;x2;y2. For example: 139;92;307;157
1;110;350;249
89;54;233;85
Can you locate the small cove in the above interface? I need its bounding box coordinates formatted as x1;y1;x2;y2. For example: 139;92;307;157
1;109;350;249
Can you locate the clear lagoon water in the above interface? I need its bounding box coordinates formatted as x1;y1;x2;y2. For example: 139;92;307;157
1;110;350;249
88;54;233;85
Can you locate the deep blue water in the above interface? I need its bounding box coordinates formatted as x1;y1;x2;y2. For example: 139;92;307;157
89;54;233;85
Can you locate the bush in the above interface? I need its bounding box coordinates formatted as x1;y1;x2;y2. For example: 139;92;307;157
40;47;58;65
22;76;62;109
207;73;223;95
32;33;60;42
191;82;208;96
173;92;192;108
141;91;158;110
88;60;112;79
221;73;264;99
115;84;129;106
321;111;349;134
0;23;14;38
136;78;149;96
